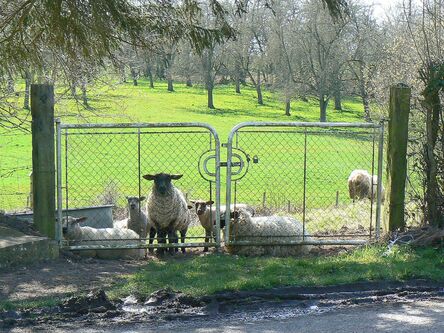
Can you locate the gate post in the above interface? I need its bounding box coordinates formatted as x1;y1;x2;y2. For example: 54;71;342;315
385;84;411;232
31;84;56;239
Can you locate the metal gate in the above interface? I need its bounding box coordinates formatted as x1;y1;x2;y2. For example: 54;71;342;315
56;122;221;251
56;121;384;251
224;122;384;246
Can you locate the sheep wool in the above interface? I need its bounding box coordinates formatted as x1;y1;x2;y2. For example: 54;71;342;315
348;169;372;201
225;209;311;257
63;216;144;259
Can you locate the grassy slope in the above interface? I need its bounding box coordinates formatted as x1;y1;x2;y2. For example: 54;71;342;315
0;80;366;212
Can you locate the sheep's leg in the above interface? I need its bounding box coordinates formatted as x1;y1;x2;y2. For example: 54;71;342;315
174;231;179;253
167;229;176;255
204;230;211;252
157;229;167;255
148;227;156;254
180;229;187;253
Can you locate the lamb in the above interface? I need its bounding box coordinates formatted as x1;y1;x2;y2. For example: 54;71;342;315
114;196;157;248
348;170;385;203
63;216;144;259
225;209;311;256
190;199;255;252
143;173;191;254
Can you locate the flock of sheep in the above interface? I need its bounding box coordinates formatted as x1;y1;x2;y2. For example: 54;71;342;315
62;169;384;259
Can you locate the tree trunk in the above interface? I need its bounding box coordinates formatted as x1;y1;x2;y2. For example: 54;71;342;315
334;89;342;110
7;72;14;93
422;79;443;227
359;63;372;122
363;94;371;122
167;78;174;92
131;68;138;86
256;71;263;105
24;70;31;110
285;97;291;116
235;78;241;94
320;95;328;122
146;66;154;88
70;83;77;97
207;83;215;109
81;81;90;108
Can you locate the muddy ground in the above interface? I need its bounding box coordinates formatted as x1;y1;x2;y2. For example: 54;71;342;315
1;249;443;332
1;279;443;331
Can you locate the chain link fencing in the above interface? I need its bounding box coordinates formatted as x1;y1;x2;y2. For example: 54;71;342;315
57;123;220;250
225;122;384;246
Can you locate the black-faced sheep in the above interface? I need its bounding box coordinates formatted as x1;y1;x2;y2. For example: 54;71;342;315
143;173;191;254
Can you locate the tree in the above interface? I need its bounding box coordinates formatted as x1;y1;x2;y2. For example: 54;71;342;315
296;0;350;121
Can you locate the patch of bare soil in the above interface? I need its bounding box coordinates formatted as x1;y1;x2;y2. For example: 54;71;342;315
0;253;146;303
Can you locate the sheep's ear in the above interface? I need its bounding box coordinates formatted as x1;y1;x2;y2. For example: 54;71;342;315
139;196;146;201
74;216;88;224
143;174;155;180
187;205;193;209
206;200;214;205
190;200;196;204
170;174;183;180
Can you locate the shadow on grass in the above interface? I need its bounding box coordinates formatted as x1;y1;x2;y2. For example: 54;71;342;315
110;247;444;299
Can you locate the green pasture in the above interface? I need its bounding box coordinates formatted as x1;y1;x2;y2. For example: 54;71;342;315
1;80;376;236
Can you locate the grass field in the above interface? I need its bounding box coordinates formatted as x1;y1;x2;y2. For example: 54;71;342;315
1;80;381;238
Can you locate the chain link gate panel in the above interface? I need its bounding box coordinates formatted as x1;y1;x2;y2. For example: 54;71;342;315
56;122;221;252
225;122;384;247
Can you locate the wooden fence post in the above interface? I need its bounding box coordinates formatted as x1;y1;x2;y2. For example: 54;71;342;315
385;83;411;232
31;84;55;239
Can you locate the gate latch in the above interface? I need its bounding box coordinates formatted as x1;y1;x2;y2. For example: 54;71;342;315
220;162;242;167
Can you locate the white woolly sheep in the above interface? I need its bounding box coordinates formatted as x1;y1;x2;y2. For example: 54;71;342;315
63;216;144;259
143;173;192;254
348;170;385;203
190;199;255;252
225;209;311;257
348;169;372;201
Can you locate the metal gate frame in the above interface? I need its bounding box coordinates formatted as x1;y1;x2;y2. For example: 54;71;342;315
55;121;222;251
225;121;385;246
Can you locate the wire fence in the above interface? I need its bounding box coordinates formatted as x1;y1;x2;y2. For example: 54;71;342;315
225;122;384;245
58;123;220;249
0;131;32;213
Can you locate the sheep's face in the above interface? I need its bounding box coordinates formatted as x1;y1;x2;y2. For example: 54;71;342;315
191;200;214;216
61;216;87;235
142;173;183;195
126;196;146;210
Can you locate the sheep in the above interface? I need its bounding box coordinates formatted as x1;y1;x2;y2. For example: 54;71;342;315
143;173;191;254
190;199;255;252
224;209;311;257
63;216;144;259
348;170;385;203
114;196;157;251
348;169;372;202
